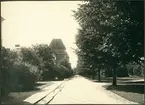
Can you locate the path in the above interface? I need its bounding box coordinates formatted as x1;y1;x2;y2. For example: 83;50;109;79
49;76;138;104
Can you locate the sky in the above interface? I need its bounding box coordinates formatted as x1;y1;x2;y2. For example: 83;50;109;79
1;1;82;68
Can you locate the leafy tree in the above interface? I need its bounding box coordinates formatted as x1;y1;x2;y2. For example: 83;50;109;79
10;61;40;91
1;47;17;97
32;44;57;80
73;0;144;85
56;59;73;78
1;47;41;98
32;44;55;66
59;58;72;70
19;47;41;66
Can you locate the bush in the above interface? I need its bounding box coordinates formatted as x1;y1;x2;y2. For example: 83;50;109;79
32;44;56;80
41;69;59;81
126;63;144;76
60;65;71;78
10;61;40;91
50;64;72;80
105;68;113;77
133;65;143;76
105;66;129;77
19;47;43;68
1;48;17;98
116;66;129;77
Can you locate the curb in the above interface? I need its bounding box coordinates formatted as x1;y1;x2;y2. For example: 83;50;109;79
33;81;65;105
24;80;67;104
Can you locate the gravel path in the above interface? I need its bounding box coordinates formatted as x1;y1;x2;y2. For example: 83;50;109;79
49;76;138;104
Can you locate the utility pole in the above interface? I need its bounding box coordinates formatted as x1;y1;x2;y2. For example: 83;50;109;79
0;17;5;104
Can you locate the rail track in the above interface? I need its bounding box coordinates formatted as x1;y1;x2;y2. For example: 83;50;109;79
33;80;66;105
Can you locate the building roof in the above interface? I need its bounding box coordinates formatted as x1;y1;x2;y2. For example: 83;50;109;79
49;39;66;50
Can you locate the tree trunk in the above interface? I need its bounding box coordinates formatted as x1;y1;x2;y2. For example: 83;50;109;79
112;65;117;86
98;68;101;82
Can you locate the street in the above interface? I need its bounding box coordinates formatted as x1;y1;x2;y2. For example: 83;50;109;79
49;76;137;104
24;75;138;104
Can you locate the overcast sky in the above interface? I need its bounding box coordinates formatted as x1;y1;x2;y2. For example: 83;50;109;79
1;1;82;68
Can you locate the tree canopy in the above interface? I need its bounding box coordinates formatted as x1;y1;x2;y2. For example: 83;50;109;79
73;0;144;85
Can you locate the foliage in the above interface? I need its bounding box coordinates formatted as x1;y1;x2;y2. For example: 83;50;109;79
54;63;72;79
19;47;41;66
116;66;129;77
1;47;41;93
1;43;73;100
73;0;144;85
59;58;72;70
1;47;17;97
32;44;57;80
32;44;55;66
10;61;40;91
126;62;144;76
32;44;73;80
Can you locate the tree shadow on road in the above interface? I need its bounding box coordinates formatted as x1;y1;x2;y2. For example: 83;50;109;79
35;82;46;86
92;77;144;84
102;82;144;104
92;80;112;83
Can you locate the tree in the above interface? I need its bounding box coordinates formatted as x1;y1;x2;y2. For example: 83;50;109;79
74;1;115;82
58;58;73;78
19;47;41;66
1;47;41;97
59;58;72;70
32;44;55;66
73;0;144;85
32;44;57;80
1;47;17;97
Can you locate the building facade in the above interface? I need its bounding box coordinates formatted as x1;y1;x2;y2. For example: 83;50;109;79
49;39;69;63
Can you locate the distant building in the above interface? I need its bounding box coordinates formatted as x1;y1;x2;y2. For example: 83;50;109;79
49;39;69;63
15;44;20;47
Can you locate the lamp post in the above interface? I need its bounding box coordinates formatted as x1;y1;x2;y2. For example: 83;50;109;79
0;17;5;104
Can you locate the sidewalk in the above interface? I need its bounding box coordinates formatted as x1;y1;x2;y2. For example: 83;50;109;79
23;81;65;104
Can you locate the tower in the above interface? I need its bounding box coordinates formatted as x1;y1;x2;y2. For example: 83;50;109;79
49;39;69;63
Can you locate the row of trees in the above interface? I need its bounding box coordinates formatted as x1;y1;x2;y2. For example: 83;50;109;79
73;0;144;85
1;44;73;99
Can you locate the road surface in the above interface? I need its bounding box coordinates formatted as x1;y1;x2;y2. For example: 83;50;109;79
49;76;137;104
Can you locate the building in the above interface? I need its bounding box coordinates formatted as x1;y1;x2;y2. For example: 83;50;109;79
49;39;69;63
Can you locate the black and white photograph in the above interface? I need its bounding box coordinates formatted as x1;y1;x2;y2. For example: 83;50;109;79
0;0;144;104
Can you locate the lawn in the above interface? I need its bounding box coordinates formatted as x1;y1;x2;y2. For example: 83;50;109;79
103;79;144;104
88;75;144;104
1;81;54;104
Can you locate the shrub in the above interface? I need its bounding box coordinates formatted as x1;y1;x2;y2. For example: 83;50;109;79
32;44;56;80
133;65;143;76
10;61;40;91
59;58;72;70
126;63;144;76
19;47;42;68
104;66;129;77
105;68;113;77
1;48;17;98
116;66;129;77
